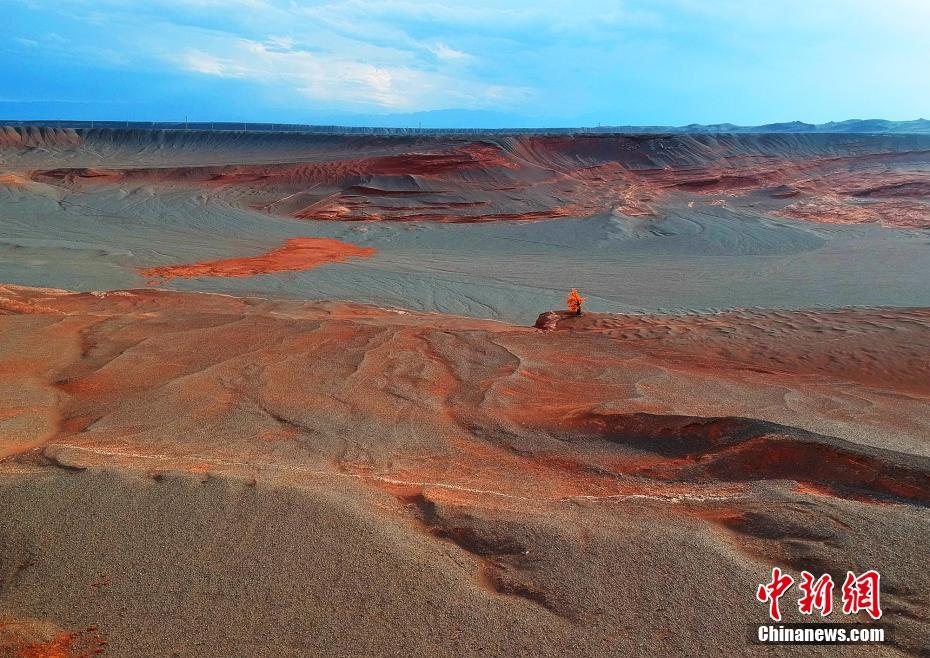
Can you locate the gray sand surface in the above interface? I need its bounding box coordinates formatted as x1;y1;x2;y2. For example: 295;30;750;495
1;183;928;323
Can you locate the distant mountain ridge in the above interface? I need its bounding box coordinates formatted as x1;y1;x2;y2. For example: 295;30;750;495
2;118;929;135
586;119;930;134
652;119;930;134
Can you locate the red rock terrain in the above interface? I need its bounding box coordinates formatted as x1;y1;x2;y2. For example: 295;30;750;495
139;237;375;283
10;130;930;228
1;285;929;655
2;128;929;656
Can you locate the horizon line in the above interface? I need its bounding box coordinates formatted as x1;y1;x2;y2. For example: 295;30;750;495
3;117;930;136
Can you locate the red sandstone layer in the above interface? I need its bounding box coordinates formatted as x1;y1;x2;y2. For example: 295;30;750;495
2;285;929;655
138;237;375;282
12;134;929;228
2;284;927;504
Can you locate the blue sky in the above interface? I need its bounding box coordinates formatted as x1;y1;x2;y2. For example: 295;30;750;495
3;0;929;127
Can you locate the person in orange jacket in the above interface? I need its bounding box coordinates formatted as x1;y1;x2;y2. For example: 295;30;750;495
566;288;586;315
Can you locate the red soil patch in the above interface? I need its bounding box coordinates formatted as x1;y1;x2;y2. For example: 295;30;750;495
15;633;77;658
2;285;929;508
776;198;930;229
296;208;577;223
0;173;30;186
3;625;106;658
139;237;375;282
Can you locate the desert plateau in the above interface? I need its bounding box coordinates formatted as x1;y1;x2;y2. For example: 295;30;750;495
0;125;929;657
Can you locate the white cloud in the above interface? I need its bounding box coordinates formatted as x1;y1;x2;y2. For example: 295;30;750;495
265;35;295;51
177;37;530;110
16;0;928;121
183;50;228;75
429;42;472;61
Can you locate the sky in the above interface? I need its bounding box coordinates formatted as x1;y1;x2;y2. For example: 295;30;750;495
3;0;930;128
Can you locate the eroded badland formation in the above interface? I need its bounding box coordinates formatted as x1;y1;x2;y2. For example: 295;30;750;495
1;127;929;656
